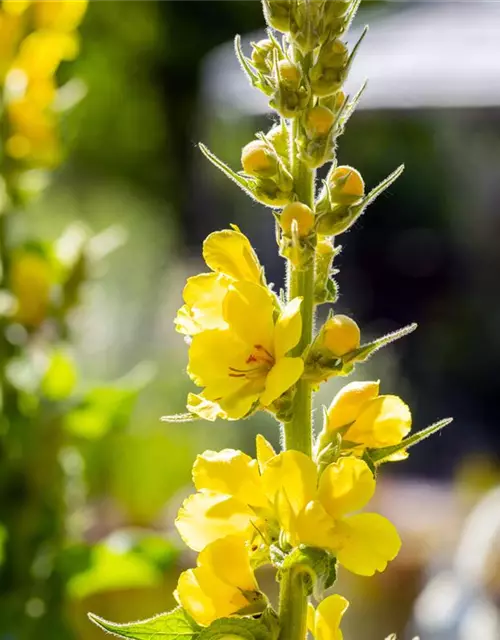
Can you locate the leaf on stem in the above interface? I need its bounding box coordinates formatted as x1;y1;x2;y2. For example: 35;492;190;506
88;607;200;640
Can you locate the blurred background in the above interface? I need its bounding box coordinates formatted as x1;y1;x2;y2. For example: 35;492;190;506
1;1;500;639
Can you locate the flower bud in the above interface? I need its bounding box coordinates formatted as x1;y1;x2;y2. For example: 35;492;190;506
324;0;352;20
304;106;335;137
262;0;292;33
11;249;53;327
289;0;326;52
280;202;314;237
299;106;336;169
251;38;275;73
329;165;365;205
310;40;349;97
326;381;380;433
265;122;289;163
320;90;347;114
322;315;360;356
270;60;310;118
277;59;301;89
241;140;278;178
314;238;337;305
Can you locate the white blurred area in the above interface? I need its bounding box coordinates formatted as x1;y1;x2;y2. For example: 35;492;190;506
202;1;500;115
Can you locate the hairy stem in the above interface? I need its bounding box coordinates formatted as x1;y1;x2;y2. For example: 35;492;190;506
278;567;308;640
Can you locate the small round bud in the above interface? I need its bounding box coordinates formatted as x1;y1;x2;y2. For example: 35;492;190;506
305;106;335;137
241;140;277;178
280;202;314;237
324;0;352;20
321;40;349;67
316;237;334;256
322;315;360;356
329;165;365;204
266;123;289;160
251;39;274;72
278;59;301;88
262;0;292;33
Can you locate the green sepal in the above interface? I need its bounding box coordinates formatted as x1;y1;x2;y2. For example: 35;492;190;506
344;322;417;365
260;608;280;640
369;417;454;464
198;616;272;640
199;144;258;202
88;606;200;640
279;546;337;599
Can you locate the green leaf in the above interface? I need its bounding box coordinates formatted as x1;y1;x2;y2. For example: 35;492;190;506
345;322;417;364
160;413;201;424
370;417;454;464
198;144;259;203
88;606;200;640
198;617;271;640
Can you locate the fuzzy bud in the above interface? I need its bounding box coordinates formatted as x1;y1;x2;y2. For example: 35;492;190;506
310;40;349;97
262;0;292;33
322;314;360;356
305;106;335;137
278;59;301;89
314;238;337;304
270;60;309;118
251;38;276;73
265;122;289;163
329;165;365;205
241;140;278;178
289;0;326;53
280;202;315;237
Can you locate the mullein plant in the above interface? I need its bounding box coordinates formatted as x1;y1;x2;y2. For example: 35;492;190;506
0;1;98;636
91;1;452;639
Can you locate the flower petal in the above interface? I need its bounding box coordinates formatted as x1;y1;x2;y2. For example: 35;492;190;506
223;281;275;353
260;356;304;406
326;381;380;431
293;500;337;549
347;395;412;448
175;490;254;552
198;535;258;592
203;229;263;284
188;329;246;386
193;449;267;507
315;594;349;640
175;569;217;626
255;434;276;473
335;513;401;576
261;450;317;517
273;297;303;359
318;457;375;519
176;272;231;334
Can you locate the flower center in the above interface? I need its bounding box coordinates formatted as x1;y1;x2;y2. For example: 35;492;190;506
228;344;275;379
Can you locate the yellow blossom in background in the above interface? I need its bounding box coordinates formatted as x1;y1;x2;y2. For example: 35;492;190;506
34;0;88;33
10;249;53;327
175;228;266;335
323;380;412;453
307;595;349;640
174;535;263;626
187;281;304;419
176;435;277;552
262;452;401;576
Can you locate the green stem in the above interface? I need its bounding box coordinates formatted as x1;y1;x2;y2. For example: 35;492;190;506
280;114;316;640
278;567;308;640
283;117;315;457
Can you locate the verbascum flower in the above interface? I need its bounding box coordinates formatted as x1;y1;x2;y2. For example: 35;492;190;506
33;0;88;32
187;281;304;419
307;595;349;640
176;435;277;553
262;453;401;576
175;535;265;626
175;228;266;336
318;381;411;456
10;249;53;327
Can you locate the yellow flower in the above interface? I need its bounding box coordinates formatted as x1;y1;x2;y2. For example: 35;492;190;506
324;381;412;452
308;595;349;640
0;9;23;80
187;281;304;419
34;0;88;32
176;435;277;552
10;249;53;327
175;228;265;336
262;452;401;576
174;535;263;626
321;315;360;357
12;30;79;79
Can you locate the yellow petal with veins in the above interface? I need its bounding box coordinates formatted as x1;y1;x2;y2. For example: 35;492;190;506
203;229;263;283
260;356;304;406
346;395;411;448
273;297;303;359
326;381;380;432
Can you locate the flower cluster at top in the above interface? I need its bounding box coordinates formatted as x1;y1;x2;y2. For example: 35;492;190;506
0;0;87;185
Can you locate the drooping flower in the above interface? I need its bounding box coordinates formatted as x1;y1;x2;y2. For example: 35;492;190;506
262;452;401;576
174;535;264;626
176;435;277;553
187;281;304;419
308;595;349;640
319;380;411;457
175;228;267;336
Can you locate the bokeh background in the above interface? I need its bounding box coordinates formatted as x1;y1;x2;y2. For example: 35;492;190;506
2;1;500;639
